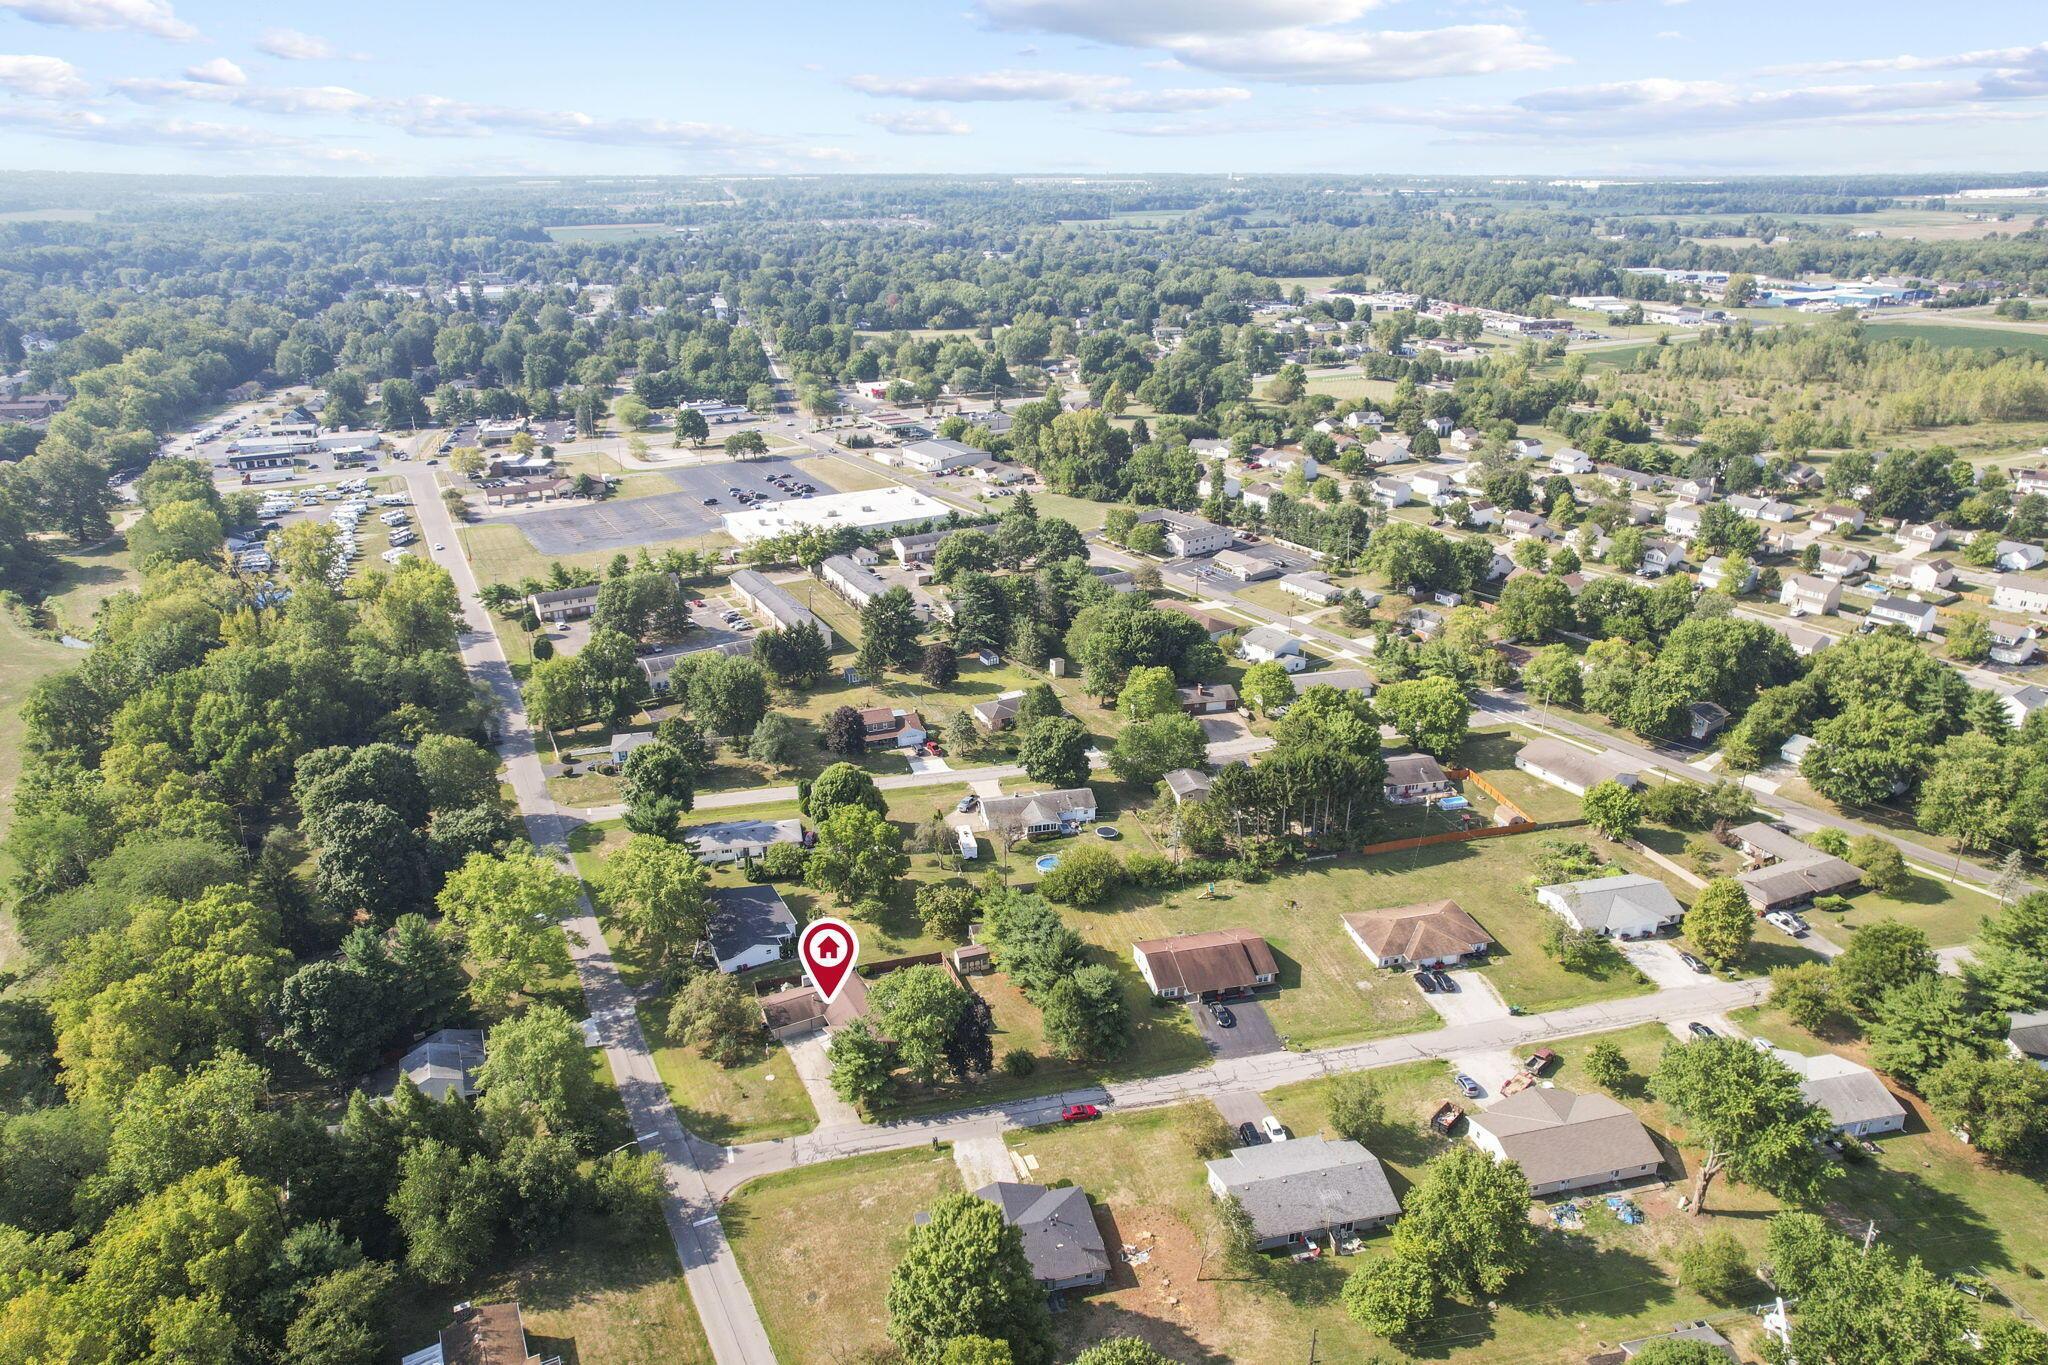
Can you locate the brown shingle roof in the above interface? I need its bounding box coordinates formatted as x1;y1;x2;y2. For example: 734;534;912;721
1133;929;1277;996
1344;901;1493;963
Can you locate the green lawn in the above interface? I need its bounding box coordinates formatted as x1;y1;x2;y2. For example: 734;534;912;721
459;521;734;590
637;1002;818;1144
724;1145;962;1362
43;538;136;638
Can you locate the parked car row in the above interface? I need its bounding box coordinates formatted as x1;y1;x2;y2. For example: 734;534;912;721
1413;968;1459;995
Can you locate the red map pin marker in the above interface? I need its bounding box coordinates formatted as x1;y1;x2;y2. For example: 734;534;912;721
798;917;860;1004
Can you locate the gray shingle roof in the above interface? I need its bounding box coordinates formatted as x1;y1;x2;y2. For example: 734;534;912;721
1764;1046;1906;1130
1467;1087;1661;1189
1206;1136;1401;1239
705;884;797;964
972;1183;1109;1284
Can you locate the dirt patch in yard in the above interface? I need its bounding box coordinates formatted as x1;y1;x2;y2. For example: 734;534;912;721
1055;1205;1231;1364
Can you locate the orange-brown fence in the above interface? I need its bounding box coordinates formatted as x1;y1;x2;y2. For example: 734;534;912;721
1357;817;1581;859
1445;765;1532;826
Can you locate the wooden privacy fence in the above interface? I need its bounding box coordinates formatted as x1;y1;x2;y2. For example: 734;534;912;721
1445;765;1533;826
1357;817;1582;859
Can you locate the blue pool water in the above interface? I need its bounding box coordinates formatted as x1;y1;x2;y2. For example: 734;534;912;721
1035;854;1061;873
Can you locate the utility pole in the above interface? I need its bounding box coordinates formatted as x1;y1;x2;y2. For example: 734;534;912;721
1306;1328;1319;1364
1862;1220;1877;1255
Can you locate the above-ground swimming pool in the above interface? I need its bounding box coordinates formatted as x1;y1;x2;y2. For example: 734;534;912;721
1035;854;1061;873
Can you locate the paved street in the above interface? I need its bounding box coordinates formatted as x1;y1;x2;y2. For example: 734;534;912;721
387;365;1864;1365
399;450;782;1365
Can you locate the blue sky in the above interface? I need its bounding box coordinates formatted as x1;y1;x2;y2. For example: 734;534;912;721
0;0;2043;177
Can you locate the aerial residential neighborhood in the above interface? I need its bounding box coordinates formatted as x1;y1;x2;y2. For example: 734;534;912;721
4;8;2048;1363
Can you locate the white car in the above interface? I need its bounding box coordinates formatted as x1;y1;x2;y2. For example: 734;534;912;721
1764;910;1809;938
1259;1115;1288;1143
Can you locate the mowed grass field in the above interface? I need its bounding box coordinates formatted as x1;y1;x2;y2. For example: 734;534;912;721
1861;320;2048;357
724;1146;963;1361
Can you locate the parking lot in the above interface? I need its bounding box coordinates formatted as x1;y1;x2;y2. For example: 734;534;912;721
506;456;821;555
1189;997;1284;1058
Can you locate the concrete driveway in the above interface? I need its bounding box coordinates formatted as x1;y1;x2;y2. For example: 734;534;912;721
1666;1014;1745;1043
1192;998;1284;1058
951;1128;1018;1188
1421;969;1513;1026
782;1030;861;1129
1623;940;1706;990
1446;1051;1524;1105
1212;1090;1274;1131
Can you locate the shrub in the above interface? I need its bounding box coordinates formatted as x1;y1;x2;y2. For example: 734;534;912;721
1677;1230;1753;1305
1001;1048;1035;1077
1038;844;1127;906
1121;850;1178;889
914;883;979;941
757;841;808;881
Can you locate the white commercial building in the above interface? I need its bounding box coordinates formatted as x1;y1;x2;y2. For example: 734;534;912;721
721;486;955;543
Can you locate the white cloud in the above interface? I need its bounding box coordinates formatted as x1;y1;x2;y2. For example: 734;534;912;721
977;0;1560;83
182;56;244;85
1765;42;2048;78
0;52;86;98
863;108;972;136
0;0;193;41
254;27;365;61
108;73;840;165
1372;67;2048;141
846;68;1248;113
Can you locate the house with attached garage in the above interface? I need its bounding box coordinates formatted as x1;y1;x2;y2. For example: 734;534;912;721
1503;510;1555;542
1638;539;1687;577
1205;1137;1402;1252
1549;447;1594;475
1465;1087;1662;1197
1514;738;1642;797
1537;874;1684;940
1897;521;1952;553
704;884;797;973
2013;467;2048;498
1408;470;1459;503
1815;548;1871;581
1178;682;1240;714
1761;1044;1906;1137
1993;571;2048;617
1998;541;2047;572
1383;753;1455;804
1995;682;2048;728
1865;596;1939;636
1663;504;1703;539
1988;619;2039;665
1239;625;1309;671
1463;498;1500;528
1343;900;1493;968
1132;928;1277;1000
857;706;926;749
1780;574;1842;616
1811;504;1865;534
979;787;1097;840
1728;821;1863;910
1905;559;1956;593
1699;556;1755;594
1370;477;1412;508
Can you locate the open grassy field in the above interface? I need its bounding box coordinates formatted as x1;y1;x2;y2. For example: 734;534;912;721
458;521;733;589
384;1209;711;1365
1861;320;2048;357
543;222;674;242
636;1002;817;1144
724;1145;962;1362
42;538;136;638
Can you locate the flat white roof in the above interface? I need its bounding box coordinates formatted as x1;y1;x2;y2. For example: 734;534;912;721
721;486;954;542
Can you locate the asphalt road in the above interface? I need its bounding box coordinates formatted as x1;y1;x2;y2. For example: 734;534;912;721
396;445;782;1365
